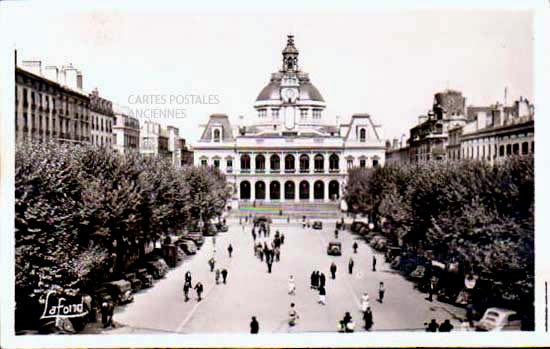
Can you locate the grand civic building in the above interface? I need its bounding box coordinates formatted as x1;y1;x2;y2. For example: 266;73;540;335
193;35;385;203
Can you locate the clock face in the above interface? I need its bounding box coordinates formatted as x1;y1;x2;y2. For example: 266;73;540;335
282;88;298;102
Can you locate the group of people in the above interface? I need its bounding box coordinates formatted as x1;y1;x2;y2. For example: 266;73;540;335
309;270;327;305
182;271;205;302
252;226;284;274
426;318;454;332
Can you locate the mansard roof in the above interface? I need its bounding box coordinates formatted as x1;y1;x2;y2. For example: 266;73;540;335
199;114;235;142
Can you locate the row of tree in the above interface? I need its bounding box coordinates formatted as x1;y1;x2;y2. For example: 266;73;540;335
344;156;534;307
15;141;230;301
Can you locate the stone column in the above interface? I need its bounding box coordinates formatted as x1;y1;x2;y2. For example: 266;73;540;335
250;179;255;202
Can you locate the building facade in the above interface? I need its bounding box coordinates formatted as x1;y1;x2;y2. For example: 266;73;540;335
113;105;140;154
139;121;184;166
193;35;386;203
15;62;91;144
89;88;115;147
455;97;534;164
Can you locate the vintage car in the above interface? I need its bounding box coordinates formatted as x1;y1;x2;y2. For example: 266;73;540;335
327;241;342;256
143;259;169;279
135;268;154;288
475;308;522;331
385;246;402;262
312;221;323;230
102;280;134;304
180;239;198;255
409;265;426;280
124;272;143;292
185;231;205;247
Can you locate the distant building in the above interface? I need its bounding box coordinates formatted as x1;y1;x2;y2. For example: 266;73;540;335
15;61;91;144
385;136;410;165
456;97;534;164
179;139;194;166
193;35;386;203
113;105;140;154
89;88;115;147
139;121;184;167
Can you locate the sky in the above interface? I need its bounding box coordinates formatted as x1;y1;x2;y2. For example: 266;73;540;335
3;2;533;144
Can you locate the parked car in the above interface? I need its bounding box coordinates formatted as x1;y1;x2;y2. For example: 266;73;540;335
475;308;522;331
186;231;204;247
216;223;229;232
124;272;143;292
409;265;426;280
327;241;342;256
312;221;323;230
102;280;134;304
143;259;169;279
385;246;402;262
350;221;366;233
135;268;154;288
180;240;198;255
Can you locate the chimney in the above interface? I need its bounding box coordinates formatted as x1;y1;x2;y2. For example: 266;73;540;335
44;65;59;82
392;138;398;149
62;64;78;89
21;60;42;76
76;70;83;90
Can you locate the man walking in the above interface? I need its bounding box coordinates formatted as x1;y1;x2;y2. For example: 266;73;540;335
378;282;385;303
372;255;377;272
267;258;273;273
250;316;259;334
185;271;192;285
319;272;326;289
194;281;204;301
427;277;437;302
348;257;354;274
215;269;221;285
330;262;337;279
228;244;233;258
353;241;358;253
208;257;216;272
363;307;373;331
221;268;228;284
183;279;192;301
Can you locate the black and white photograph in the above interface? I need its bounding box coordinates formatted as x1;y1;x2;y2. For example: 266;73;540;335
0;0;548;347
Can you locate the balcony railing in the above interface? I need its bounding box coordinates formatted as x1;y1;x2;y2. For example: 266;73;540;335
300;168;310;173
270;169;280;173
241;169;251;174
314;168;324;173
255;169;266;173
329;168;340;173
285;168;296;173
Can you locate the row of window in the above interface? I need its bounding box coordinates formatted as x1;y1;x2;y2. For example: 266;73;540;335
15;111;88;136
238;179;340;200
257;108;323;119
449;141;534;161
91;116;113;133
18;87;87;117
93;135;113;146
200;154;380;170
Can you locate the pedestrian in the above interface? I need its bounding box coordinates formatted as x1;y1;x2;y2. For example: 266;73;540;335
288;302;299;326
194;281;204;301
330;262;337;279
228;244;233;258
312;271;319;289
372;255;377;271
353;241;358;253
221;268;228;284
378;282;385;303
427;277;437;302
318;285;326;305
341;312;354;332
259;249;264;262
252;230;256;241
363;307;373;331
310;271;316;289
215;268;221;285
439;319;454;332
250;316;259;334
319;272;326;288
183;280;192;301
101;301;113;328
426;319;439;332
360;292;370;312
348;257;354;274
288;275;296;295
267;259;273;273
275;247;280;262
281;233;285;244
334;229;339;239
185;271;192;285
208;257;216;272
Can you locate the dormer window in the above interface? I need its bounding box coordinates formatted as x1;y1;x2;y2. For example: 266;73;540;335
272;109;279;119
359;128;367;142
213;127;222;142
259;109;267;118
300;109;308;120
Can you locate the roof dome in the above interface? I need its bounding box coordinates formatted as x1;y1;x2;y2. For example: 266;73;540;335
256;79;325;102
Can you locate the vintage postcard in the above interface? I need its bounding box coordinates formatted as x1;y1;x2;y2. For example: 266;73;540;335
0;0;548;347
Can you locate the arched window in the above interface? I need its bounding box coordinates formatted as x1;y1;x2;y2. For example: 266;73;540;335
329;154;339;170
255;154;265;170
299;154;309;172
241;154;251;170
213;129;221;142
360;128;366;142
285;154;295;171
270;154;280;171
314;154;324;172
